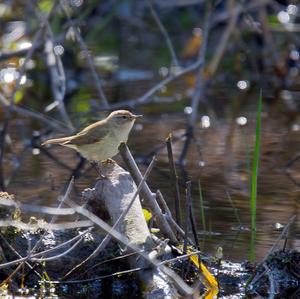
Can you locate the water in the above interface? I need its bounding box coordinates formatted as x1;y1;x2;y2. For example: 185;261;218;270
5;108;300;263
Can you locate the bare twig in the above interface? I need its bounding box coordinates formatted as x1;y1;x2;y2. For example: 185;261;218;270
189;197;200;250
148;0;179;67
59;1;109;108
206;0;238;76
26;0;74;131
0;93;69;133
178;2;211;164
109;59;203;109
0;198;76;216
156;189;173;217
155;190;193;243
263;215;296;262
0;220;92;231
166;133;181;226
119;143;177;243
31;237;83;262
263;264;276;299
32;228;91;258
44;34;73;129
211;0;271;26
183;181;192;255
154;0;206;8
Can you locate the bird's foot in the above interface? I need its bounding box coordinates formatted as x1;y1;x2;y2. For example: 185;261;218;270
102;158;116;164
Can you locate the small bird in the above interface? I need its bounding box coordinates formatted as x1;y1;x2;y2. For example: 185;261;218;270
42;110;142;162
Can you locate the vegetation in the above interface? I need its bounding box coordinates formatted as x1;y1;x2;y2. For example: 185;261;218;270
0;1;299;298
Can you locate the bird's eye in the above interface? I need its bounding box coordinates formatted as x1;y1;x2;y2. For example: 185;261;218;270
122;116;127;119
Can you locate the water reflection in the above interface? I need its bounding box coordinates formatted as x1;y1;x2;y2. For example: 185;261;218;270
5;111;300;262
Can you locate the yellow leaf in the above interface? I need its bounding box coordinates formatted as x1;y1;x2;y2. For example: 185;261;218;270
142;208;152;222
178;245;219;292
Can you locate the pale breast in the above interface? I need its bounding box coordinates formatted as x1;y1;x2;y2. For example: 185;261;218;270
76;131;127;161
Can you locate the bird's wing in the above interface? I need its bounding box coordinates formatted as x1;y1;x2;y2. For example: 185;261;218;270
63;120;109;145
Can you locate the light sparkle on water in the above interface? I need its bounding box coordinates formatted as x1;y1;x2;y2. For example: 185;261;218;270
201;115;210;128
277;11;290;24
287;5;298;15
290;50;299;60
236;116;247;126
237;80;249;90
184;106;192;114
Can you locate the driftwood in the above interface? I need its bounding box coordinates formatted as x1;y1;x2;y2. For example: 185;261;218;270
85;161;153;248
82;161;182;298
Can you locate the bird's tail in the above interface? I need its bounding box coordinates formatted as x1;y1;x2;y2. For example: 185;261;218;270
42;136;72;146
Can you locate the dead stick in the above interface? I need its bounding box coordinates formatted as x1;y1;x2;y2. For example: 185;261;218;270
119;143;177;244
166;133;182;227
156;190;194;244
183;181;192;255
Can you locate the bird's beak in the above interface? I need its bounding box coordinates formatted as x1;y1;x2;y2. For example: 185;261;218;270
132;114;143;119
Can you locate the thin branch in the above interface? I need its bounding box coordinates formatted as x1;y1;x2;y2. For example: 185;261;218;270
119;143;178;243
166;133;181;226
211;0;271;26
183;181;192;255
263;264;276;299
59;1;109;108
0;220;92;231
148;0;179;67
0;198;76;216
109;59;203;109
0;93;69;133
206;0;238;76
179;2;212;164
27;0;74;131
156;190;193;243
31;237;83;262
32;228;91;258
263;215;296;263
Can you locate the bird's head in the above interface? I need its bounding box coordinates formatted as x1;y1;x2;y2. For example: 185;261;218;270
108;110;142;128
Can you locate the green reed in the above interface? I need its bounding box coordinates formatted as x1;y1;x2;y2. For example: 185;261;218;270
198;179;206;231
250;90;262;231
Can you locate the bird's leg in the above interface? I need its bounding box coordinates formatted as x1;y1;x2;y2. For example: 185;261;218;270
90;161;106;179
